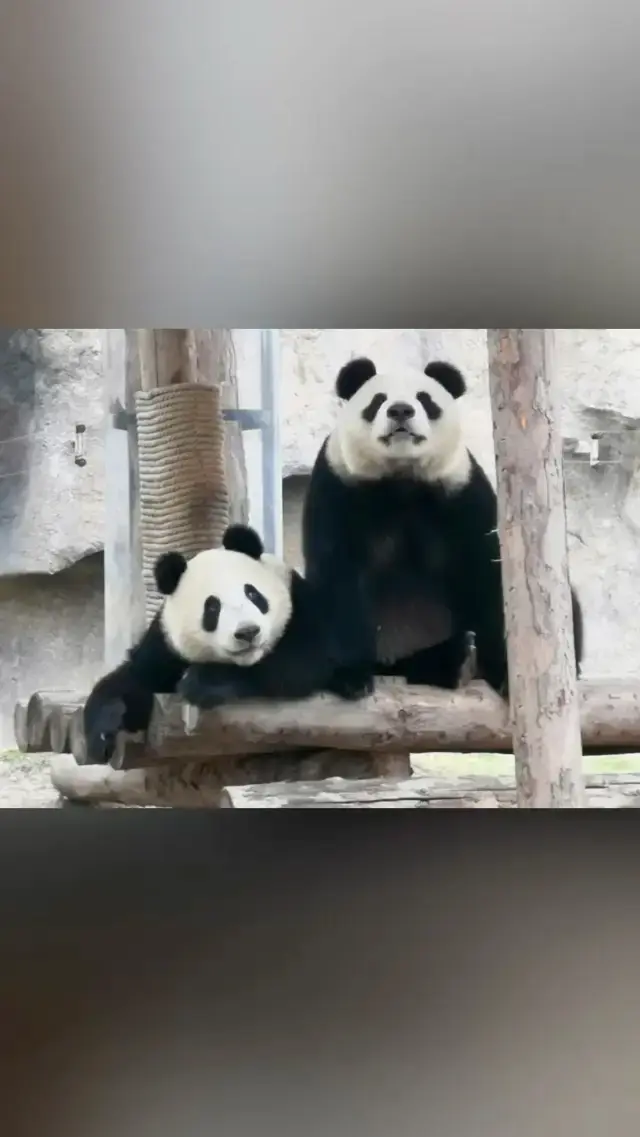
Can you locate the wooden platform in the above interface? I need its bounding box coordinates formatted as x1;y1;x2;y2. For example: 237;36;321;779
221;771;640;809
15;680;640;809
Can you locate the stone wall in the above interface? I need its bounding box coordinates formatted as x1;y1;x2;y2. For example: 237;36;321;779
0;330;106;748
0;328;637;749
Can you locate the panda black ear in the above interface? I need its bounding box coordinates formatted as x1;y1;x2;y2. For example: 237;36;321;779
155;551;188;596
336;357;377;401
424;361;466;400
222;524;264;560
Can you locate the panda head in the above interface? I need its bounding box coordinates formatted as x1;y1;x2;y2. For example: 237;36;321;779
327;356;470;486
155;525;293;666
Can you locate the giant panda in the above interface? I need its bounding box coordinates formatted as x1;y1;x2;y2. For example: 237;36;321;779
84;523;352;764
302;355;584;701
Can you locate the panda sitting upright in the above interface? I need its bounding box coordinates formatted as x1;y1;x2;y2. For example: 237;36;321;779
84;523;353;764
302;355;584;700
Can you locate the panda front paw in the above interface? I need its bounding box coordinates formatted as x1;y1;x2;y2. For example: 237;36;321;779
178;667;238;710
85;700;125;764
86;731;118;764
326;667;375;701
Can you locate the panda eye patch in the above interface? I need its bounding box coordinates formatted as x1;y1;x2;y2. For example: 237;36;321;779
361;393;387;423
244;583;269;613
417;392;442;421
202;595;221;632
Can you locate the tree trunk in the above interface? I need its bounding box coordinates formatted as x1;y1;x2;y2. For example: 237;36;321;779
487;329;584;807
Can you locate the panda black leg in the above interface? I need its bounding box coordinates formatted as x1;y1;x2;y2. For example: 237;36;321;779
381;635;468;690
325;665;375;701
84;697;127;764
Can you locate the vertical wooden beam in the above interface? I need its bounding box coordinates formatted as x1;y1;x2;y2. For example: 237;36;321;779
185;328;249;524
487;329;584;808
103;330;145;670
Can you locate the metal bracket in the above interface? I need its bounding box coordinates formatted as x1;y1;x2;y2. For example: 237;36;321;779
74;423;87;467
223;409;266;430
111;399;136;431
110;402;267;433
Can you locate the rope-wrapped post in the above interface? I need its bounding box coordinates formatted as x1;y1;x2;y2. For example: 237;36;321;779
135;382;230;621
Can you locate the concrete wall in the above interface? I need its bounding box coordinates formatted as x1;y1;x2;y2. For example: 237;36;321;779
0;328;638;749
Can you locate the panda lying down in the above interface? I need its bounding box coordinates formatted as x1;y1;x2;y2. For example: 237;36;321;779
84;523;354;764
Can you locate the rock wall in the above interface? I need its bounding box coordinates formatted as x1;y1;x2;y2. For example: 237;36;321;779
0;327;638;748
0;329;105;576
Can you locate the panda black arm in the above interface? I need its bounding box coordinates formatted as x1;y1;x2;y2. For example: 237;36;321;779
83;616;187;763
301;444;378;697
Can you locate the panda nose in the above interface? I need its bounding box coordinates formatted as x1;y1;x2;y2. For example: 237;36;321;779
387;401;415;423
234;623;261;645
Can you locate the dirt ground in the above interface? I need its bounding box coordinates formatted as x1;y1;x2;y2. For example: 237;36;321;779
0;752;61;807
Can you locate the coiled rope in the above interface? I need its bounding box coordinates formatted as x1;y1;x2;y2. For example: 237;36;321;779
135;383;229;622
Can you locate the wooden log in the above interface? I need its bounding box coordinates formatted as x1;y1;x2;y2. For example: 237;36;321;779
13;700;31;752
50;748;404;808
488;329;584;807
102;678;640;768
221;771;640;810
21;690;82;752
69;707;88;766
49;699;87;754
183;329;249;525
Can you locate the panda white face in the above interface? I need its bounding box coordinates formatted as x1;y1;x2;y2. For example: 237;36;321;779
327;357;471;488
157;531;293;667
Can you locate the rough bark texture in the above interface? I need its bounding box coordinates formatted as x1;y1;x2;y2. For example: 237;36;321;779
488;329;584;807
15;691;86;753
48;699;87;754
64;678;640;769
181;330;248;525
50;749;410;808
13;700;31;752
221;771;640;809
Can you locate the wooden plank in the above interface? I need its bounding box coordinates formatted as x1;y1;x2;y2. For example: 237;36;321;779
103;330;146;670
49;749;407;808
79;677;640;769
488;329;584;807
221;770;640;809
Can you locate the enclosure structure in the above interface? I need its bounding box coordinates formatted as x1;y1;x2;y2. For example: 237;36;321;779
20;327;639;808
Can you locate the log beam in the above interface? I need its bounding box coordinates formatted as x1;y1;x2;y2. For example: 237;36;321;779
488;329;584;807
14;690;86;754
221;771;640;810
50;749;409;808
71;678;640;769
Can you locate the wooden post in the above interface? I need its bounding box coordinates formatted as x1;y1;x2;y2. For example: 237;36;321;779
184;329;249;523
487;329;584;808
103;330;146;670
